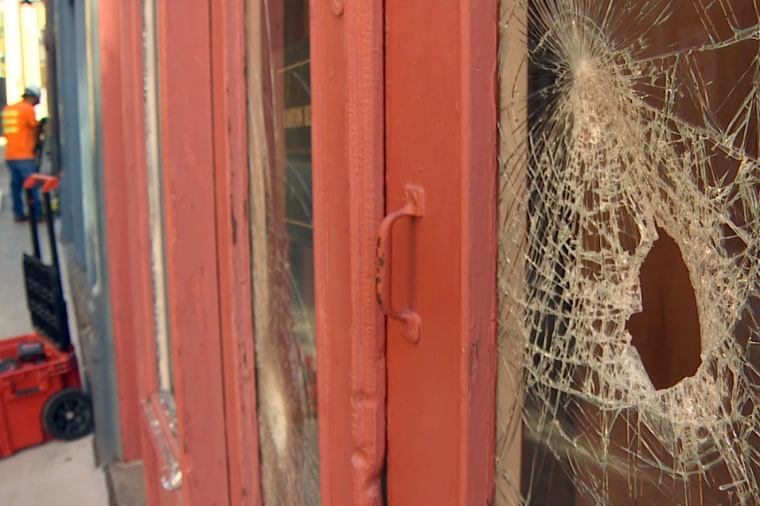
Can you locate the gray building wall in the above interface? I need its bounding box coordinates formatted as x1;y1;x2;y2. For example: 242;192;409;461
49;0;122;465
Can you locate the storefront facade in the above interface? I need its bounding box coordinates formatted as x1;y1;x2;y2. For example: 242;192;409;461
50;0;760;504
89;0;499;504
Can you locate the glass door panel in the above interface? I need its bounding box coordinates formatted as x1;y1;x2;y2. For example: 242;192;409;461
497;1;760;504
247;0;319;503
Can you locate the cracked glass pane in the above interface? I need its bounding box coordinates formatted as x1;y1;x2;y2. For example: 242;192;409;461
497;1;760;504
247;0;319;503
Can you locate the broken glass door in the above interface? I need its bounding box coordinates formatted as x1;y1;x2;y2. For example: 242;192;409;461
247;0;319;503
497;1;760;504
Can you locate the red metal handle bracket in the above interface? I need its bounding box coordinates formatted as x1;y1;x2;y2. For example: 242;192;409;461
23;174;60;193
376;184;425;343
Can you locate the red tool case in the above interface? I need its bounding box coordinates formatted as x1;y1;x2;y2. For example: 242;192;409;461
0;174;92;458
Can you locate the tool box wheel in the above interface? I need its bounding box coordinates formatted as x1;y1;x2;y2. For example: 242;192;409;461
41;388;94;441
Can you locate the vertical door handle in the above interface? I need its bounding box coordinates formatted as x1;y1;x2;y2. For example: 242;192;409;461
376;184;425;343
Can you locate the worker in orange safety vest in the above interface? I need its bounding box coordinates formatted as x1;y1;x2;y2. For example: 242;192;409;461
2;86;43;222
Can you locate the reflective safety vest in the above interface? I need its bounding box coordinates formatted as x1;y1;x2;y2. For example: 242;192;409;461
2;101;38;160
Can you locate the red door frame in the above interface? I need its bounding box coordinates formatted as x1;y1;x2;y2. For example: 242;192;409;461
98;0;143;466
311;0;387;504
383;0;498;503
209;0;262;503
99;0;176;504
101;0;497;504
100;0;258;504
311;0;498;504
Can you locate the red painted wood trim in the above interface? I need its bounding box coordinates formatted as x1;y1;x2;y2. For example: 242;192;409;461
102;1;186;503
209;0;262;504
117;0;160;398
344;1;387;505
310;2;355;505
114;2;168;503
458;0;498;503
126;3;162;398
155;0;230;504
313;0;388;503
97;0;142;463
383;0;498;502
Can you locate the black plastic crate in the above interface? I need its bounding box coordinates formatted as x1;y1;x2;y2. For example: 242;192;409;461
22;254;71;350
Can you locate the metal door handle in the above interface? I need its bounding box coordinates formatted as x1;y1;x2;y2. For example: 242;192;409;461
376;184;425;343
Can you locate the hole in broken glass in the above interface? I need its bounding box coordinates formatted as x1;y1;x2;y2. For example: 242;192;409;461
626;226;702;390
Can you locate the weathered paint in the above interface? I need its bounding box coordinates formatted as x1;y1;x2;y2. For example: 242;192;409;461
118;2;173;503
384;0;498;504
154;0;231;503
310;0;354;503
459;1;499;502
312;0;387;503
95;0;178;502
344;0;388;504
97;0;142;463
210;0;262;503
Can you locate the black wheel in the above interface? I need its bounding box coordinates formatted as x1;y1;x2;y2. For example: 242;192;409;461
42;388;94;441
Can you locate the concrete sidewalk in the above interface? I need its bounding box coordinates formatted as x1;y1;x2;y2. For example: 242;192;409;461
0;163;109;506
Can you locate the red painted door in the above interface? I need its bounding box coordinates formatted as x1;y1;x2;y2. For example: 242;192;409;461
382;1;498;504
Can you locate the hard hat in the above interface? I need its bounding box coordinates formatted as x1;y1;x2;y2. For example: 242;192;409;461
23;85;41;99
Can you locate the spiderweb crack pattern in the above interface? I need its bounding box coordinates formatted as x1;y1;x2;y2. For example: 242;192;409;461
497;1;760;504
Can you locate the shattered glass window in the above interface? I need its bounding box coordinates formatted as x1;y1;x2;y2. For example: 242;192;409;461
497;1;760;504
247;0;319;503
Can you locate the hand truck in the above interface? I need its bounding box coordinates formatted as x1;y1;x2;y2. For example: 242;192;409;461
0;174;93;458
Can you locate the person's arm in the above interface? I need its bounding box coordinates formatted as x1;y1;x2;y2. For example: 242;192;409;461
27;106;39;129
1;107;7;141
25;107;42;145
